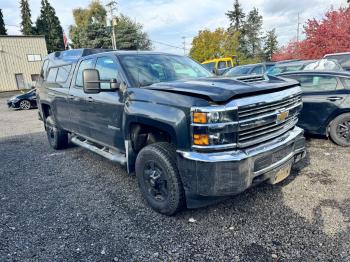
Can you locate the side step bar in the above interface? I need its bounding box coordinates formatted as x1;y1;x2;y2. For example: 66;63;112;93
71;136;127;165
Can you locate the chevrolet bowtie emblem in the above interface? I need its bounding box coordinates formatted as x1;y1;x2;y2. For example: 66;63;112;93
276;110;289;123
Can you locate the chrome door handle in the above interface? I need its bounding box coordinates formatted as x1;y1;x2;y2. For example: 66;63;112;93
87;97;94;103
68;95;75;100
327;96;343;101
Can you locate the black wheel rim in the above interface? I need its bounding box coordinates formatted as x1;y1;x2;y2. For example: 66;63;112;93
336;120;350;143
143;161;168;203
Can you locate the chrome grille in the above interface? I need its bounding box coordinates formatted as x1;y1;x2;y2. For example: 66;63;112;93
237;94;302;148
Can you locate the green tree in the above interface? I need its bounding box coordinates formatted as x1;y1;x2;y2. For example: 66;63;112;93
20;0;33;35
226;0;245;32
69;1;151;50
75;23;111;48
190;28;240;62
241;8;263;58
114;15;152;50
36;0;64;52
263;29;278;61
0;9;7;35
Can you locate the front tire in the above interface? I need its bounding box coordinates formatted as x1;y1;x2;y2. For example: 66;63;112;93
135;142;185;215
329;113;350;147
45;116;68;150
19;100;31;110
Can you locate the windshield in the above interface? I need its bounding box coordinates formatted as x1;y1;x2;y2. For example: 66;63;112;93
202;62;215;72
224;65;253;76
267;64;304;75
119;54;212;87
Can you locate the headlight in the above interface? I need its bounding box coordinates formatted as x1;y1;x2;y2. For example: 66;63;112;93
11;97;19;103
191;106;238;150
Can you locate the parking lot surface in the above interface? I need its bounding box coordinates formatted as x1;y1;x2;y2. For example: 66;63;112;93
0;93;349;261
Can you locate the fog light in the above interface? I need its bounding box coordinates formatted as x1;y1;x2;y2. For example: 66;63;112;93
193;134;209;145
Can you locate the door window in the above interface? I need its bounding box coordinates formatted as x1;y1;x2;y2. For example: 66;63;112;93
218;61;227;69
47;68;58;83
56;65;72;83
95;57;119;89
75;59;95;87
287;75;338;92
227;61;232;68
251;66;263;74
340;78;350;89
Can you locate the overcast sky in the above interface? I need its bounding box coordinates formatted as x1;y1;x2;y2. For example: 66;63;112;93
1;0;347;54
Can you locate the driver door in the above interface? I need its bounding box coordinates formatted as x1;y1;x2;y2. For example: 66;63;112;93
83;56;125;151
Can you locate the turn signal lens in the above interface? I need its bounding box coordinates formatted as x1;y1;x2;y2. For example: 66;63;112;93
193;112;207;124
193;134;209;145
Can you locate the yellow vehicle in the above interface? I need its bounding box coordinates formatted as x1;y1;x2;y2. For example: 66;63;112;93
202;56;238;75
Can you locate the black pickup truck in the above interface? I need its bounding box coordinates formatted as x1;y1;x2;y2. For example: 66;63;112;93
36;49;306;215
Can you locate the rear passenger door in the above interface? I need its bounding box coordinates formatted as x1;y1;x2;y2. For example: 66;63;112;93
45;65;72;129
68;58;95;137
287;74;345;133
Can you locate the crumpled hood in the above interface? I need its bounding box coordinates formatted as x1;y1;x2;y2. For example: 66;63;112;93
144;77;298;103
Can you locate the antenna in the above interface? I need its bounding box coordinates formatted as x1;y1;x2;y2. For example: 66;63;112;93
106;1;118;50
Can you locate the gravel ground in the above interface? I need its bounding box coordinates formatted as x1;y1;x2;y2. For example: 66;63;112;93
0;93;349;261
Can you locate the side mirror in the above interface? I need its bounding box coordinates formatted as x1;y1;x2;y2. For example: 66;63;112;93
83;69;101;94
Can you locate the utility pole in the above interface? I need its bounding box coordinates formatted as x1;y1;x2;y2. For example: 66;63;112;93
106;1;118;50
297;12;301;43
296;12;301;57
182;36;186;56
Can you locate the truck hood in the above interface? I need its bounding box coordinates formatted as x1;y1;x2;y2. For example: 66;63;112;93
144;77;298;103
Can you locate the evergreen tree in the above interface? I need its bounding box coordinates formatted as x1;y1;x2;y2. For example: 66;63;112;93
241;8;263;58
0;9;7;35
114;15;152;50
226;0;245;32
36;0;64;53
20;0;33;35
263;29;278;61
75;23;112;48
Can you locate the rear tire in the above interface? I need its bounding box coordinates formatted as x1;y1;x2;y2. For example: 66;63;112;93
329;113;350;147
135;142;185;216
45;116;68;150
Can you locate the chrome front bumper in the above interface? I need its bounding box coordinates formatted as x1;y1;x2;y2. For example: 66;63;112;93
177;126;306;205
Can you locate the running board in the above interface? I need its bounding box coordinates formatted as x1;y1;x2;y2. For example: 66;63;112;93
71;136;127;165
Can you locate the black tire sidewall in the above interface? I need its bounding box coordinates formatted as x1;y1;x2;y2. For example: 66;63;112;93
45;116;67;150
329;113;350;147
136;143;184;215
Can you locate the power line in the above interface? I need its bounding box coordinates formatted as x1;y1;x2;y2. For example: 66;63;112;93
151;40;184;50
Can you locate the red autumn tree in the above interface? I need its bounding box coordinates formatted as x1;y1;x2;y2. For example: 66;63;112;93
273;7;350;61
